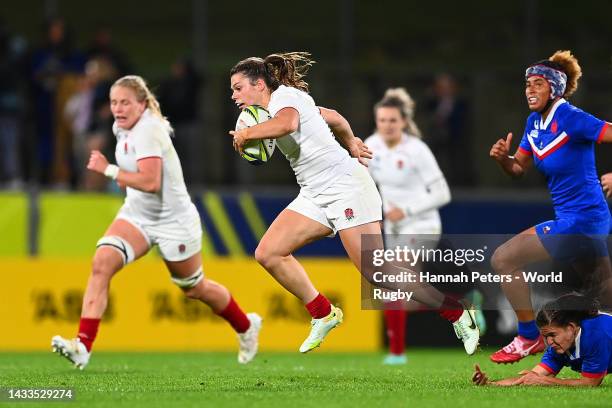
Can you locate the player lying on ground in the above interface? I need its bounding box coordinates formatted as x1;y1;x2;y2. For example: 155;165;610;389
472;294;611;386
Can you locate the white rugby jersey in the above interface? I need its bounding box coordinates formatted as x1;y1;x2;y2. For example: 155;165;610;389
113;109;193;222
365;133;450;233
267;85;352;196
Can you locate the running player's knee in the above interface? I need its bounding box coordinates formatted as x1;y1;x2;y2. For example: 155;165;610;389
172;266;204;296
254;243;275;269
91;251;121;279
491;247;513;274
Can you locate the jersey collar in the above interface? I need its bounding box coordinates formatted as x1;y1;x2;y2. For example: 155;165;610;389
539;98;566;130
567;327;582;360
374;132;409;151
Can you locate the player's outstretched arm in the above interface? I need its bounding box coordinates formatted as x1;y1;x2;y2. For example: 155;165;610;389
489;132;532;178
319;106;372;166
512;369;603;386
471;364;528;386
472;364;603;387
472;364;551;386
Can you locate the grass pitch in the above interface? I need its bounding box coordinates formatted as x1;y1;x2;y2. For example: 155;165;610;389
0;349;609;407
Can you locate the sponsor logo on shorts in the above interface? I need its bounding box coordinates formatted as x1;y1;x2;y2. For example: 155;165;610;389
178;244;186;253
397;160;404;169
543;226;551;234
344;208;354;221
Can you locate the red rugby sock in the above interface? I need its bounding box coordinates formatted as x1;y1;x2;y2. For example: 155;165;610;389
384;309;407;355
77;317;101;352
438;296;464;323
217;297;251;333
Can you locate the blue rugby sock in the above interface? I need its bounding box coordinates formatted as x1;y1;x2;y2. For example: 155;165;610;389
517;320;539;340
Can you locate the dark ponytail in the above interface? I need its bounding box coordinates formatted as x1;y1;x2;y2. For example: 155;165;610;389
263;52;314;92
230;51;315;93
536;293;600;328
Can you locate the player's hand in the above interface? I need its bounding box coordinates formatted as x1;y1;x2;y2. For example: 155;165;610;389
385;207;406;222
601;173;612;198
117;180;127;190
347;137;373;167
512;370;547;385
472;364;489;386
229;127;248;153
87;150;109;174
490;132;513;162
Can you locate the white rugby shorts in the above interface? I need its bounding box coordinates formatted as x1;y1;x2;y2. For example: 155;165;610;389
115;202;202;261
288;160;382;235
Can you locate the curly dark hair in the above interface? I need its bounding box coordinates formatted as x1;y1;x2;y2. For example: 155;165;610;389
530;50;582;98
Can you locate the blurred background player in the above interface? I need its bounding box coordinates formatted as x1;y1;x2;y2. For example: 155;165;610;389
365;88;451;365
228;52;480;355
472;293;611;386
52;75;262;369
489;50;612;364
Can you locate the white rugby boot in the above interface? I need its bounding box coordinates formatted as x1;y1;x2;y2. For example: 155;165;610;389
299;305;343;353
238;313;263;364
51;336;90;370
452;301;480;355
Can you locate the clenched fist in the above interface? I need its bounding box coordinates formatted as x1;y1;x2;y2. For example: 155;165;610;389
87;150;109;174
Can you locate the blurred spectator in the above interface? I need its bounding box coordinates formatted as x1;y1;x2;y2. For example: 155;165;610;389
87;27;131;75
29;18;85;187
64;58;117;190
424;74;474;186
158;57;201;184
0;20;27;189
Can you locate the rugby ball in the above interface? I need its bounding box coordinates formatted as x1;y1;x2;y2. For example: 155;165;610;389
235;105;275;165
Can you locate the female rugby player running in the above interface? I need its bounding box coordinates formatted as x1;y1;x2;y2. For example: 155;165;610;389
489;50;612;364
228;52;480;354
52;75;261;369
473;294;611;386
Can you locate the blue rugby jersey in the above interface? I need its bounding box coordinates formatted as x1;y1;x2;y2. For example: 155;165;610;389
539;313;612;378
518;99;609;220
